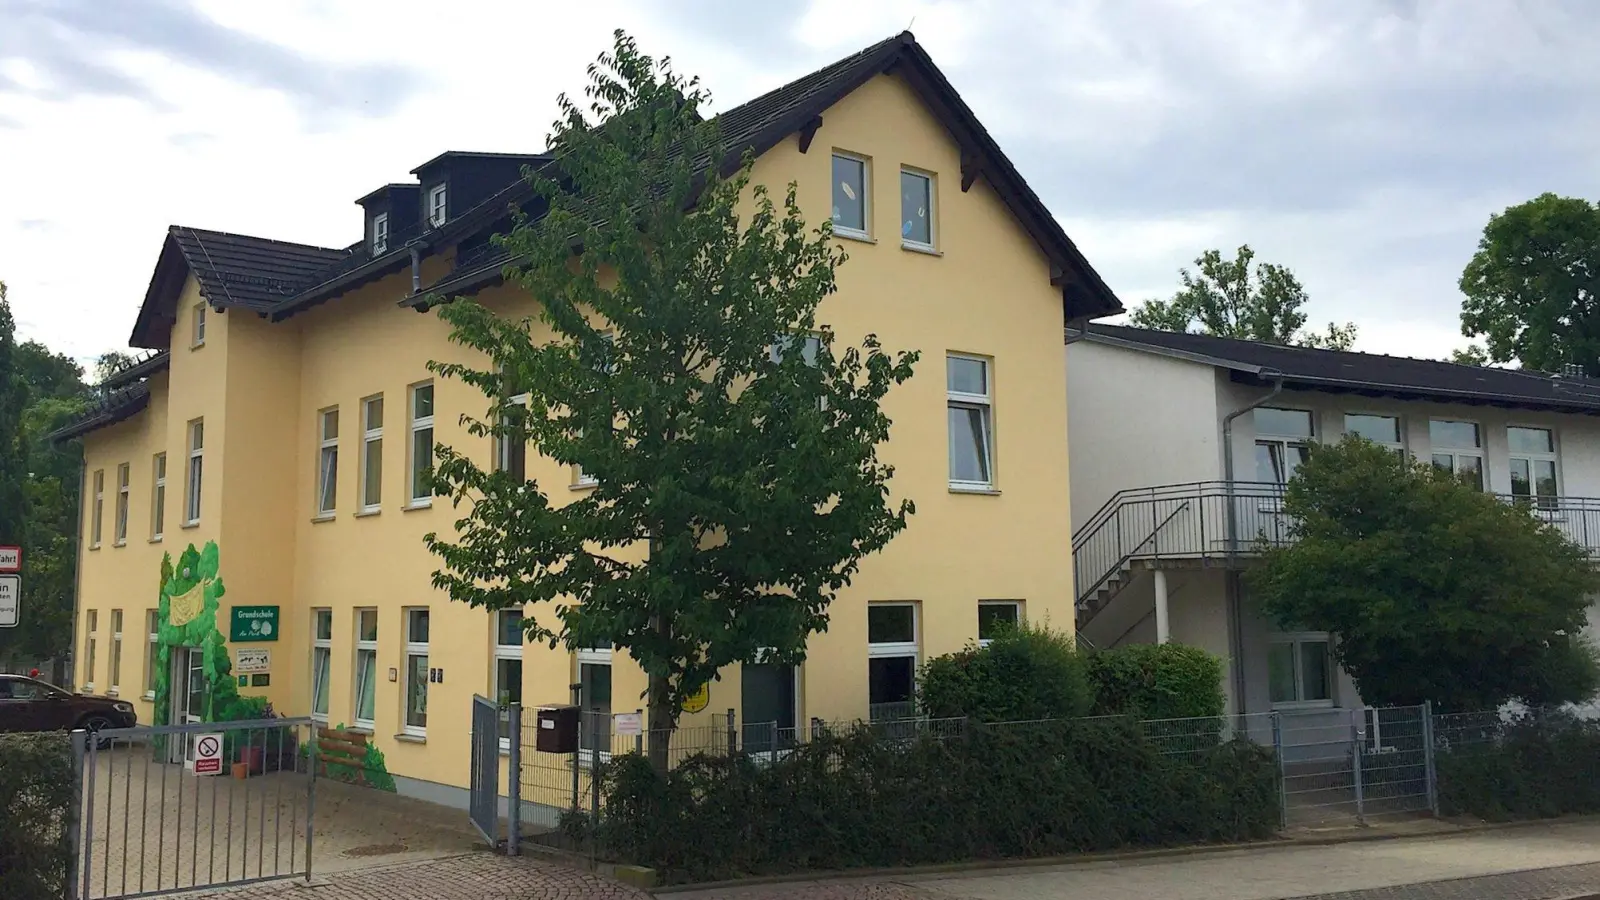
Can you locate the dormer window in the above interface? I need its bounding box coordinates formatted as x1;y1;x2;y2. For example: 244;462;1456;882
428;184;447;228
373;213;389;254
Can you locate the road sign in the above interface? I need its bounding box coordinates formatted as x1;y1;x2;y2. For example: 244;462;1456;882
614;711;643;736
0;546;19;572
193;733;224;775
235;648;270;673
0;574;17;628
229;605;279;642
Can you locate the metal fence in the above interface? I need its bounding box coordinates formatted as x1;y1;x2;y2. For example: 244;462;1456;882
71;717;316;900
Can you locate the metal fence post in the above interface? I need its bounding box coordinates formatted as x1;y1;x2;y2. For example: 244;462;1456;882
570;682;582;813
1271;711;1287;830
1421;700;1439;817
634;708;643;756
305;721;318;883
67;728;87;900
508;703;522;856
726;708;738;758
1351;714;1366;825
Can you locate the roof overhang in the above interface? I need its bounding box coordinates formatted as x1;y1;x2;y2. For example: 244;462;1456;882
47;384;152;444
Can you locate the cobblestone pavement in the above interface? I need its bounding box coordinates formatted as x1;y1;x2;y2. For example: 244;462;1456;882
187;853;649;899
1279;861;1600;899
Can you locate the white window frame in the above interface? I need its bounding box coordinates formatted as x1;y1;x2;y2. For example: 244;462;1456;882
113;462;130;546
151;453;166;540
1344;412;1405;458
84;610;98;692
403;608;429;737
108;609;123;696
144;609;159;699
90;469;104;548
1429;419;1484;490
185;419;203;525
867;602;919;721
428;184;448;227
408;382;434;507
977;600;1022;648
311;608;332;722
360;395;383;512
316;407;339;517
192;303;207;347
496;392;529;483
1254;407;1315;486
493;609;525;751
947;354;995;491
353;608;378;730
899;167;936;252
1268;632;1335;710
1508;425;1560;510
830;151;871;240
372;212;389;254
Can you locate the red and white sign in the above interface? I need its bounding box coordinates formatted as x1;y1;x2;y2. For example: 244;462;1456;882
193;734;224;775
0;546;19;573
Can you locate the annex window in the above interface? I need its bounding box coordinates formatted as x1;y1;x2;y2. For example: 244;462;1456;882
831;152;869;238
494;609;524;746
428;184;448;227
372;212;389;254
317;408;339;516
114;463;130;545
947;355;994;490
90;469;104;548
311;609;332;721
185;419;204;525
84;610;98;691
1508;426;1558;510
1429;420;1483;490
1254;407;1313;484
1344;413;1404;459
1268;633;1333;707
977;600;1022;648
151;453;166;539
899;168;934;250
145;610;159;698
109;609;123;695
403;608;429;736
361;396;383;512
577;646;612;755
353;609;378;730
192;303;207;347
495;393;529;483
409;383;434;505
867;603;918;722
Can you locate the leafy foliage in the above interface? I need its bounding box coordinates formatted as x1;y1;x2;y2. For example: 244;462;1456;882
1130;245;1356;349
0;281;25;560
0;732;73;900
596;719;1278;883
1448;345;1491;367
1436;709;1600;821
1086;643;1227;720
424;32;917;756
1459;193;1600;375
1252;437;1600;711
919;623;1093;722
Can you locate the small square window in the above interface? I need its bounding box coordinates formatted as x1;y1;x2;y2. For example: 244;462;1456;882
977;601;1021;646
831;153;868;237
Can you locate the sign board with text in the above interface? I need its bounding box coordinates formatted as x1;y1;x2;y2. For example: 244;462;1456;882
613;712;643;736
235;648;270;673
229;606;279;642
0;574;17;628
193;733;224;775
0;546;19;572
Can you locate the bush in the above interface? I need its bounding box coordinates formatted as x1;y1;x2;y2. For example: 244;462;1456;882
1086;643;1226;720
1437;711;1600;821
919;622;1094;722
0;733;74;900
597;717;1278;883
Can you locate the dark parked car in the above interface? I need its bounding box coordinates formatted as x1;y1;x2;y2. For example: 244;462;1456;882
0;674;137;734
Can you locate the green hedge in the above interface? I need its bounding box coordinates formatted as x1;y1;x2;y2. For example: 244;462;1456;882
0;733;74;900
1437;712;1600;821
598;717;1278;883
1087;644;1227;720
919;623;1093;721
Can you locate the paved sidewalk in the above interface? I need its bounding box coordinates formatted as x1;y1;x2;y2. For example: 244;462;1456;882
189;852;649;899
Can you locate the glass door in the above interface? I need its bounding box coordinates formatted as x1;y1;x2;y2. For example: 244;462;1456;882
172;647;206;766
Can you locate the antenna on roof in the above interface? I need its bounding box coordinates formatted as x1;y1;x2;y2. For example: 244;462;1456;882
183;227;239;309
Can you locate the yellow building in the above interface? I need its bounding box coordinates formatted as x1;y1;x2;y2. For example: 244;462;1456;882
55;32;1120;805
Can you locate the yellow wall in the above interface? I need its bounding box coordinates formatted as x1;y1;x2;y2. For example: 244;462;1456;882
72;71;1077;796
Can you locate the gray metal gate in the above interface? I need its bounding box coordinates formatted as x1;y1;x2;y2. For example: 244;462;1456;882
468;696;520;854
72;716;315;900
1278;703;1436;825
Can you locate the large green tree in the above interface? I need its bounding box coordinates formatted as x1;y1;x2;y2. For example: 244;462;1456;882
1251;437;1599;712
1131;245;1357;350
1460;193;1600;375
424;33;918;763
0;282;25;551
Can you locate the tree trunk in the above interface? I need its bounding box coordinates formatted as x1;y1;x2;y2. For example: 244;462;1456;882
646;672;674;773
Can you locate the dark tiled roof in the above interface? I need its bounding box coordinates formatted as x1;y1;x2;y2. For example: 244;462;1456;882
1084;324;1600;414
99;350;170;390
170;226;349;311
47;382;152;444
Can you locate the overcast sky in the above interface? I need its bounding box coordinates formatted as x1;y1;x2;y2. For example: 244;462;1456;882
3;0;1597;366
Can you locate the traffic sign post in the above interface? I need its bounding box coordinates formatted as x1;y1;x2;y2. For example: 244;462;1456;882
0;573;18;629
193;733;224;775
0;545;20;572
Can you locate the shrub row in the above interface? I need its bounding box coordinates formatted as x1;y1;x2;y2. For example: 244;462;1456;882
597;717;1278;883
0;732;74;900
1437;711;1600;821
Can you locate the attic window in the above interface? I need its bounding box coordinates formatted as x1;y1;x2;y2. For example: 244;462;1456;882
428;184;447;228
831;152;869;239
373;213;390;254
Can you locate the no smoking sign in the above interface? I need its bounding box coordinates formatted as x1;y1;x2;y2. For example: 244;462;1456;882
193;733;224;775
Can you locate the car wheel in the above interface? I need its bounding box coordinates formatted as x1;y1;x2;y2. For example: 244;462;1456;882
79;715;115;749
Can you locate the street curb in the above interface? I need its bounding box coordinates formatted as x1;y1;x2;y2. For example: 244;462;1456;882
647;814;1600;895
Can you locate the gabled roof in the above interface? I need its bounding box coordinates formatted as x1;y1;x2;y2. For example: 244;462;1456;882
1083;324;1600;415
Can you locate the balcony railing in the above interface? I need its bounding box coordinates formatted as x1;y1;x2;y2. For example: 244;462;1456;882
1072;481;1600;610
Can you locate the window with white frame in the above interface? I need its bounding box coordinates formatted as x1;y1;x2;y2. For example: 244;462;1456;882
409;383;434;505
1430;420;1483;490
109;609;123;695
151;453;166;539
114;463;129;545
353;609;378;729
192;303;207;346
185;419;204;524
831;152;869;237
947;355;994;490
144;610;159;697
372;213;389;254
1253;407;1313;484
495;392;529;483
311;609;332;721
84;610;98;691
1268;633;1333;706
493;610;524;745
403;608;429;735
90;469;104;548
428;184;448;227
577;646;612;754
1508;426;1559;509
977;600;1022;647
1344;413;1404;459
899;168;934;250
867;603;918;721
317;408;339;516
361;396;383;511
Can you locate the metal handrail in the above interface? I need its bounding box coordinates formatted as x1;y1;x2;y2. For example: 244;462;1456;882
1075;500;1191;608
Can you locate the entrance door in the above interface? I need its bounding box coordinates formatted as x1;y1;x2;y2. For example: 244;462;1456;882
170;647;206;764
741;663;797;754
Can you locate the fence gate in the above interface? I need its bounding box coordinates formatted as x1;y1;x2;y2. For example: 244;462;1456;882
468;695;513;850
72;717;315;900
1277;703;1435;825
